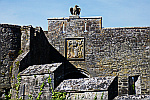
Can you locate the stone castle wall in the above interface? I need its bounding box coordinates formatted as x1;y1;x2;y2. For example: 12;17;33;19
102;27;149;95
56;76;118;100
47;17;102;76
0;16;149;98
18;74;54;100
0;24;21;95
47;17;150;95
21;25;32;53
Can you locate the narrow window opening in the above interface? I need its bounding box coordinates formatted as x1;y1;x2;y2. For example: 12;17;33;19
128;76;139;95
23;84;25;100
84;22;88;32
63;22;65;33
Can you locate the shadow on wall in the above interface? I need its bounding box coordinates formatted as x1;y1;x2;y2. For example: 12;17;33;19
19;27;65;72
54;62;88;88
108;76;118;100
19;27;88;88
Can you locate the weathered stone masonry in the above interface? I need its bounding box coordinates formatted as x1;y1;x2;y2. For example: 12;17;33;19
47;16;150;96
0;15;149;99
102;27;150;95
0;24;21;96
47;16;102;76
11;25;89;99
56;76;118;100
18;63;62;100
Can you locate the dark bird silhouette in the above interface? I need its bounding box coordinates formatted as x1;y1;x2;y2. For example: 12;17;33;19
70;5;81;15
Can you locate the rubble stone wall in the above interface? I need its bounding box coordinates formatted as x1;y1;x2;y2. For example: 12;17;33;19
55;76;118;100
114;95;150;100
18;74;54;100
0;16;149;98
47;17;150;96
67;91;108;100
102;27;150;95
21;25;32;53
11;26;66;99
0;24;21;95
47;17;102;76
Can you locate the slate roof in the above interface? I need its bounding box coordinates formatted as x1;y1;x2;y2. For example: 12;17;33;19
20;63;62;75
55;76;116;92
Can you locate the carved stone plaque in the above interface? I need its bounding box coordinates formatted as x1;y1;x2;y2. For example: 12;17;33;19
65;37;85;60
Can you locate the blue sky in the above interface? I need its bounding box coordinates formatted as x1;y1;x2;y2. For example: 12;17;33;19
0;0;150;30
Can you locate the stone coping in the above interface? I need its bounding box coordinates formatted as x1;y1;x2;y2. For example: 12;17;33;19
20;63;62;76
55;76;116;92
47;16;102;20
0;24;21;28
103;26;150;29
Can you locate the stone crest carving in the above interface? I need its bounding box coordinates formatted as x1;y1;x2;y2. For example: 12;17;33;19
65;37;85;60
70;5;81;15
